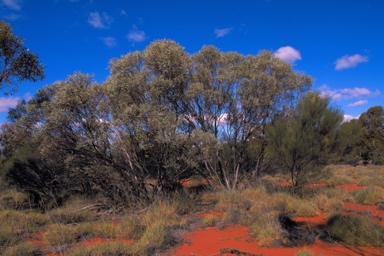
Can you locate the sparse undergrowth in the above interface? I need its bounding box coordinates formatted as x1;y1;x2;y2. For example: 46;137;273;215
1;165;384;255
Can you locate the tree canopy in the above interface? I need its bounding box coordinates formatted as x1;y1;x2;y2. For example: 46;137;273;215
0;20;45;94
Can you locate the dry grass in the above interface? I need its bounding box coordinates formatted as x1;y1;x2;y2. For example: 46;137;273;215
354;186;384;205
250;211;283;247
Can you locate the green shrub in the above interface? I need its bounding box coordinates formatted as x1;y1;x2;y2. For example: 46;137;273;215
326;214;384;247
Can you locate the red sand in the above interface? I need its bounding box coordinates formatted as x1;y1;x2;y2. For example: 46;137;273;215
168;225;382;256
344;201;384;225
336;183;363;191
291;212;327;227
197;211;224;219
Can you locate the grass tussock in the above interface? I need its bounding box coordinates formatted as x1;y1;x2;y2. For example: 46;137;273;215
294;248;315;256
47;207;97;224
2;242;40;256
326;214;384;247
250;211;283;247
0;189;30;210
116;214;145;240
354;186;384;205
68;242;134;256
77;222;117;240
44;223;79;246
202;215;219;227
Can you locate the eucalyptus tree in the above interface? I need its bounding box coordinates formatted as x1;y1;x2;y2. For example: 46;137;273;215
0;21;44;94
266;92;343;190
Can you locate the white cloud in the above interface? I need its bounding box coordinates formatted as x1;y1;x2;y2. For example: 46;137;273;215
2;0;21;10
120;9;127;16
127;27;146;42
214;27;233;38
88;11;113;29
343;114;359;122
347;100;368;107
335;54;368;70
274;46;302;64
101;37;117;48
0;96;19;112
319;84;380;100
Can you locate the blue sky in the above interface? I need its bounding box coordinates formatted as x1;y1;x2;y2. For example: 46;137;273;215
0;0;383;123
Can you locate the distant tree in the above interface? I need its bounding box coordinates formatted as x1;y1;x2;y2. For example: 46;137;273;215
0;20;45;94
359;106;384;165
266;92;343;190
338;119;364;165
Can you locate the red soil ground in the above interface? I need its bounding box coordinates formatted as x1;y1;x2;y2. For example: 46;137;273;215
28;182;384;256
344;201;384;225
168;182;383;256
168;224;382;256
335;183;363;191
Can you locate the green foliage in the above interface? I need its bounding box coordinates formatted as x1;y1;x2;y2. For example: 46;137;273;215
266;92;343;190
326;214;384;247
0;21;45;94
359;106;384;164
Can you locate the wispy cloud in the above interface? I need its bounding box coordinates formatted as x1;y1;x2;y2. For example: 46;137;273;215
101;37;117;48
335;54;368;70
347;100;368;107
274;46;301;64
343;114;359;122
214;27;233;38
88;11;113;29
3;13;21;20
127;26;146;43
319;84;380;100
0;96;19;112
120;9;127;16
2;0;21;10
